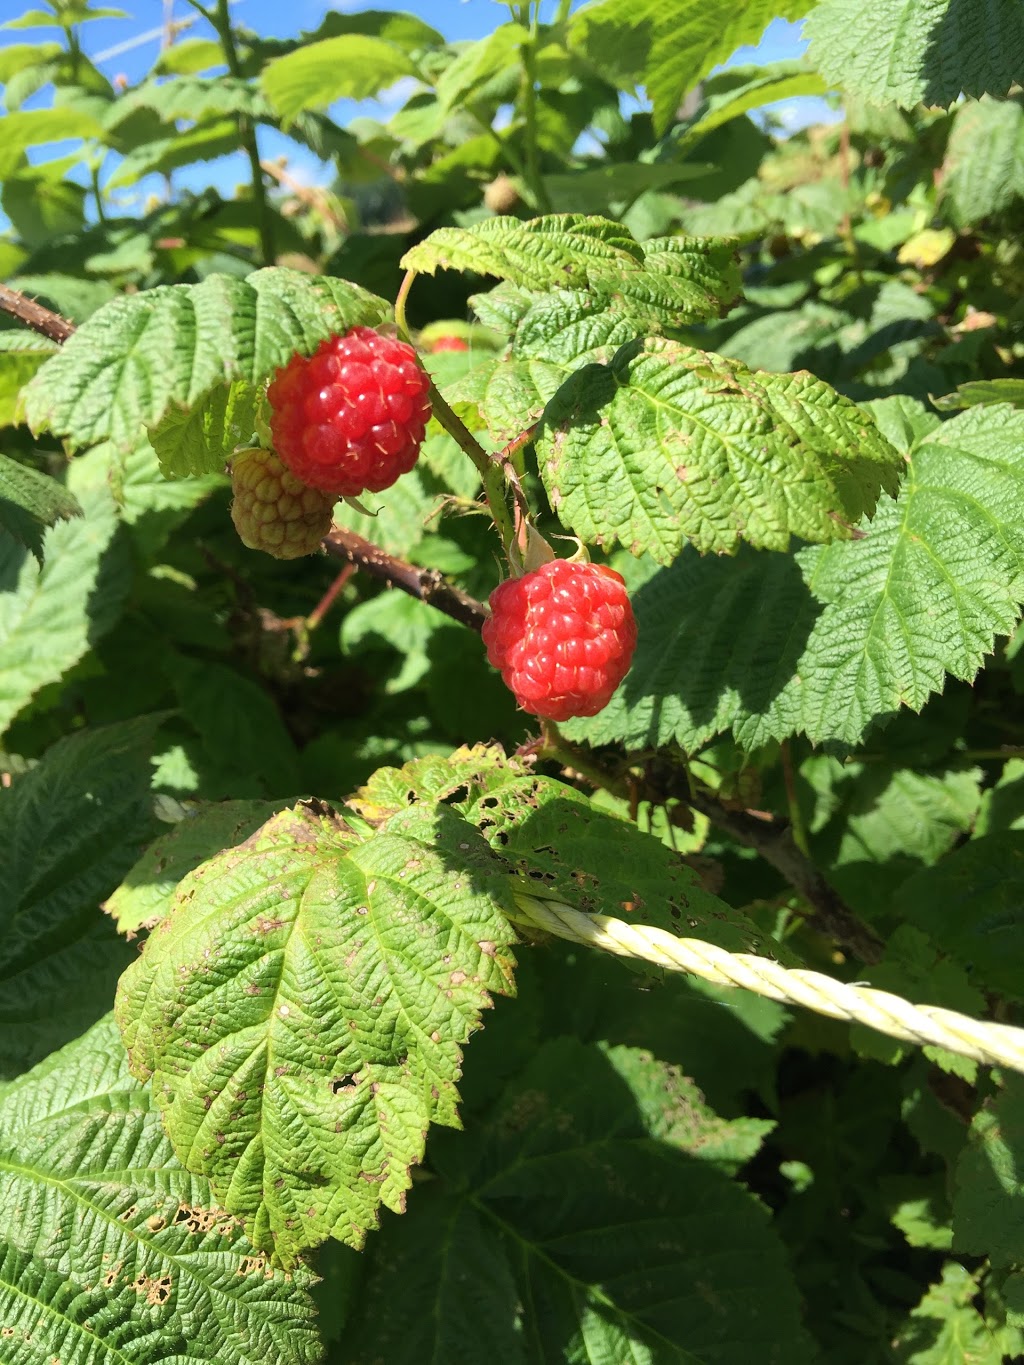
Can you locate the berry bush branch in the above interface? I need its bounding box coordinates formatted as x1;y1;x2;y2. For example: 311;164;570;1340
321;527;487;632
0;284;76;344
2;281;879;964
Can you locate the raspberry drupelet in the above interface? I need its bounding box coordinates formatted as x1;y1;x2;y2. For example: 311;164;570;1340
482;559;637;722
267;326;432;497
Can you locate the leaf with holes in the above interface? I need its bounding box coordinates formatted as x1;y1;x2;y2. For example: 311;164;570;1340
116;800;517;1265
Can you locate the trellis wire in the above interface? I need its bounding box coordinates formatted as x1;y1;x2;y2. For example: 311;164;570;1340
510;893;1024;1075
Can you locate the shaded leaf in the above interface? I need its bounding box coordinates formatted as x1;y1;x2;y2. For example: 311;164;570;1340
0;451;81;558
0;717;160;1078
0;1015;321;1364
806;0;1024;107
0;468;130;737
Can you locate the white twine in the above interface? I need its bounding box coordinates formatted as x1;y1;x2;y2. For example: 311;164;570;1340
510;894;1024;1074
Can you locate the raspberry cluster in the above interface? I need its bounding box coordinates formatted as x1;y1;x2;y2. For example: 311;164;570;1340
482;559;637;721
267;327;431;497
230;448;335;559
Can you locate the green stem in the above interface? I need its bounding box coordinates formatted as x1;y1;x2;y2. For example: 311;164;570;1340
89;163;106;224
517;3;552;213
780;741;809;857
211;0;275;266
395;270;517;555
469;105;529;187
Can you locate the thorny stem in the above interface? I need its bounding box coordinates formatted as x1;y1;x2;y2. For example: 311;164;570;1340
539;722;885;966
211;0;275;266
395;269;518;555
305;563;355;631
321;527;487;632
0;285;76;344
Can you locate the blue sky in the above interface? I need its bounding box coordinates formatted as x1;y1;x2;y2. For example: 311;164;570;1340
2;2;822;221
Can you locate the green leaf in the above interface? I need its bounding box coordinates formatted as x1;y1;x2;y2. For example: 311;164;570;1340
0;1015;321;1365
940;95;1024;228
341;589;442;694
345;1038;813;1363
954;1076;1024;1262
805;0;1024;107
537;336;902;562
934;378;1024;411
356;750;772;954
104;800;289;937
0;466;130;737
167;654;302;796
105;118;247;189
894;833;1024;1001
262;34;417;122
0;40;61;83
403;213;646;289
116;800;517;1264
0;717;160;1078
0;451;81;559
151;36;224;75
24;268;389;469
111;437;226;558
601;1043;775;1173
893;1263;1005;1364
569;0;816;135
578;401;1024;748
0;106;104;177
108;74;270;127
148;379;258;479
672;60;829;150
435;23;527;110
541;161;714;214
2;165;87;244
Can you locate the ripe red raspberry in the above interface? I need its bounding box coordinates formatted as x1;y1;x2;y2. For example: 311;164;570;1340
267;326;431;496
430;335;469;353
230;447;335;559
482;559;637;721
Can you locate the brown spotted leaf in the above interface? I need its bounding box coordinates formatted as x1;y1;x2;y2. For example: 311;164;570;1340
0;1015;320;1364
116;800;516;1265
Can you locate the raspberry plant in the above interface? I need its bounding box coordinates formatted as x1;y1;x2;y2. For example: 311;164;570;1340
3;1;1024;1362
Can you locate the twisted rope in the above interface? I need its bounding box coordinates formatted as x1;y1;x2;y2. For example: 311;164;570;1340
510;894;1024;1075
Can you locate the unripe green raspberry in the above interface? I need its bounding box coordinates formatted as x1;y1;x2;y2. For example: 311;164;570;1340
230;447;335;559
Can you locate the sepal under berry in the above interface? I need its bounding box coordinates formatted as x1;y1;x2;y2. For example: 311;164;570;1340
267;326;431;497
230;447;335;559
482;559;637;721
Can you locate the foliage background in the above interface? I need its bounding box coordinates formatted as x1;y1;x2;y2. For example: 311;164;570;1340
3;0;1024;1362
